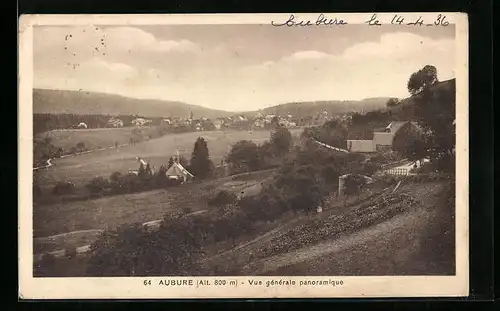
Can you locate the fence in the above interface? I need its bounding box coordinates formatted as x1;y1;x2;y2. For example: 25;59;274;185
385;168;409;176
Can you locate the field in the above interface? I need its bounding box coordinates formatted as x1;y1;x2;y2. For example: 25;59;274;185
37;126;160;151
34;129;303;189
34;168;276;239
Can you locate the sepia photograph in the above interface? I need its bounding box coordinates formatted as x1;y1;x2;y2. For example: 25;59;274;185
19;13;468;299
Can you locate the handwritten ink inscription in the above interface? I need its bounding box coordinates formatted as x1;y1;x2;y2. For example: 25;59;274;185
271;14;347;27
365;13;450;27
271;13;449;28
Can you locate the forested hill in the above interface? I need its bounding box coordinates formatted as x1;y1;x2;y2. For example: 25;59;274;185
246;97;392;118
33;88;234;119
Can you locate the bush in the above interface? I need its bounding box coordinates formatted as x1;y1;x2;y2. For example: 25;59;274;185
65;245;77;259
52;181;75;195
208;190;238;207
86;176;110;194
109;172;123;182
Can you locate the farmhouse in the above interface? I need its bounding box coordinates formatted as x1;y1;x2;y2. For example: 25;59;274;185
347;121;420;153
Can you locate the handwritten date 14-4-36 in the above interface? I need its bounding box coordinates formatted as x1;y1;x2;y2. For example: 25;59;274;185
366;13;450;26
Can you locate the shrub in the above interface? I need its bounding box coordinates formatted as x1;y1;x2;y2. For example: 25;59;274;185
109;172;123;182
65;245;77;259
52;181;75;195
86;176;110;194
208;190;238;207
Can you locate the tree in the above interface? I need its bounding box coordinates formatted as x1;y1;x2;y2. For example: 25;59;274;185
407;65;455;172
386;98;399;107
270;126;292;156
407;65;438;96
189;137;213;180
392;123;428;163
155;165;168;186
168;156;175;169
227;140;262;173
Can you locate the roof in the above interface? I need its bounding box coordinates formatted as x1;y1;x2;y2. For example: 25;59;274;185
166;162;194;178
386;121;408;133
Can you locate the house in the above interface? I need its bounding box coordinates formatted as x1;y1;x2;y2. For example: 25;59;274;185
131;118;152;127
347;121;421;153
385;121;408;134
346;140;376;153
214;118;225;130
165;160;194;183
253;118;265;128
108;117;124;128
162;118;172;125
76;122;88;129
129;157;154;175
264;114;276;124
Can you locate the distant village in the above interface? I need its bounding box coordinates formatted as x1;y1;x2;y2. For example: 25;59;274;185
72;109;344;132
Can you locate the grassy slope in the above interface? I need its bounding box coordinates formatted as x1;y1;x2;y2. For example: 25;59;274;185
34;129;302;189
261;181;455;276
33;169;276;238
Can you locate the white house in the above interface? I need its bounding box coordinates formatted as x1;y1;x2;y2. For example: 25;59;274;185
76;122;88;129
165;161;194;183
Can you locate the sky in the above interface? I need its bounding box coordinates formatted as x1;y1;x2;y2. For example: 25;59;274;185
33;24;456;112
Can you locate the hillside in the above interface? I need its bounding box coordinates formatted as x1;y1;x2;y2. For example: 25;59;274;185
33;89;234;119
247;97;392;118
385;79;456;119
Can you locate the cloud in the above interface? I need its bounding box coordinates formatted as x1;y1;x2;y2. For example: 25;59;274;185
241;32;456;102
284;50;330;61
34;28;455;111
34;26;200;57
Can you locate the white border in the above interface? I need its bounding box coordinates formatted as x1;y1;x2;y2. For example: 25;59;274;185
18;12;469;299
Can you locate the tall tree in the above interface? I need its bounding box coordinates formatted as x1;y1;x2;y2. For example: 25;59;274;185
407;65;455;172
270;126;293;156
189;137;213;180
407;65;439;96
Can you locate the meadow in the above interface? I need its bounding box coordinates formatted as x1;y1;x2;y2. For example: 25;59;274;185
34;128;303;189
34;168;276;238
37;126;160;151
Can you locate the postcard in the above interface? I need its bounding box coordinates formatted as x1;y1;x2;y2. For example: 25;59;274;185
18;12;469;299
